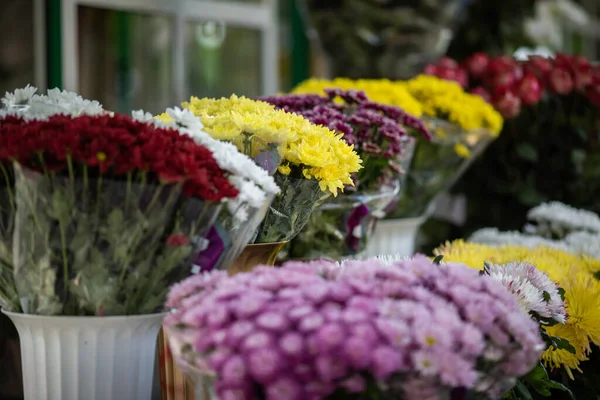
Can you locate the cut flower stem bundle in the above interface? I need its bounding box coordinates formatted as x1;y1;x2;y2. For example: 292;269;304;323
0;112;237;315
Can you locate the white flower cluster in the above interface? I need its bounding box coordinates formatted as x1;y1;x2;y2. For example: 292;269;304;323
470;228;571;251
526;201;600;237
524;0;594;50
484;262;567;323
470;202;600;261
2;85;105;119
132;108;279;224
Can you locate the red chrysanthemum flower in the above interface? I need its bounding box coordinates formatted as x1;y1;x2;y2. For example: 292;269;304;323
0;113;239;202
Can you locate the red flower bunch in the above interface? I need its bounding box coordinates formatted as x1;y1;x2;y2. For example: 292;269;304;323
424;53;600;119
0;114;238;202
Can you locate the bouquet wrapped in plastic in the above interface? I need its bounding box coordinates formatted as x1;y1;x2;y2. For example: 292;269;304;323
424;53;600;232
133;108;280;273
1;111;239;316
0;86;109;312
182;95;362;244
261;89;427;258
292;77;503;220
164;256;543;399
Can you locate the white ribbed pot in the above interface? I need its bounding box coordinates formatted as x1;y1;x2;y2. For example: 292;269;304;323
365;215;428;257
2;310;164;400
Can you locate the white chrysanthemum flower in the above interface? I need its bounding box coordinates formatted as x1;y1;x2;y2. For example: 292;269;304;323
469;228;571;251
2;86;105;118
132;108;279;225
2;85;38;108
526;201;600;237
563;231;600;260
484;262;567;324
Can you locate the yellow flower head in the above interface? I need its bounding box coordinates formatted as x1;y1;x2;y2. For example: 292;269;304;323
292;78;424;118
435;240;600;374
182;95;362;196
404;75;504;136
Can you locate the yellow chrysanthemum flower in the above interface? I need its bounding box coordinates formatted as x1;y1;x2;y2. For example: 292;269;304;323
292;78;424;118
403;75;503;136
434;240;600;375
182;95;362;196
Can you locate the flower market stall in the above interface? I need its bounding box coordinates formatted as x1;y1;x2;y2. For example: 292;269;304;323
1;43;600;400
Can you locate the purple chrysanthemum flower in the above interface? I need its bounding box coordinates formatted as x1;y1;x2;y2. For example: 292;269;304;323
164;256;543;400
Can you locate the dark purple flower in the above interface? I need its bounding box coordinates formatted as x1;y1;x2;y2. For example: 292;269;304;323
345;204;370;252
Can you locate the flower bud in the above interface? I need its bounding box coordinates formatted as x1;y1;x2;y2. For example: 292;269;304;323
438;57;459;69
548;67;574;95
494;92;522;119
463;52;489;78
470;87;492;103
518;74;543;106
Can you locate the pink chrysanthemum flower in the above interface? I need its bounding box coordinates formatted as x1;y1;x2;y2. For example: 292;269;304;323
484;261;567;324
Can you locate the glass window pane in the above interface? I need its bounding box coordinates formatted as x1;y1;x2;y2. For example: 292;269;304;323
186;20;262;98
78;6;173;114
0;0;34;95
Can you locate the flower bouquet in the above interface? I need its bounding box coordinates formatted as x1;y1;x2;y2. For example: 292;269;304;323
376;253;574;399
260;88;427;259
182;95;361;251
292;77;502;256
164;255;543;400
134;107;280;273
298;0;472;79
435;239;600;393
423;53;600;234
0;102;241;399
0;86;108;312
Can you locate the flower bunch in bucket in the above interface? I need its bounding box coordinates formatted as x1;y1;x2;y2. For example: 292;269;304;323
182;95;362;245
0;86;110;312
292;77;502;220
260;88;429;258
164;256;543;399
423;53;600;232
0;110;237;316
133;107;280;273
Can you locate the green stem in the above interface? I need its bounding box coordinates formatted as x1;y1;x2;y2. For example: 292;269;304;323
58;218;69;307
0;164;15;210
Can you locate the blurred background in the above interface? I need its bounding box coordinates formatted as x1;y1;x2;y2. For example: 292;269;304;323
1;0;599;112
1;1;600;399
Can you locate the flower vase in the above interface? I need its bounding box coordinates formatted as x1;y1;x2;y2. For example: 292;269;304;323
3;310;164;400
365;215;430;258
226;241;288;274
158;241;287;400
287;187;399;260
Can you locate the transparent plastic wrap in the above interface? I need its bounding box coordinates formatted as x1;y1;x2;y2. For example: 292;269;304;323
287;183;400;259
389;117;495;219
192;192;276;272
230;133;286;176
12;164;221;316
0;163;17;311
252;175;330;244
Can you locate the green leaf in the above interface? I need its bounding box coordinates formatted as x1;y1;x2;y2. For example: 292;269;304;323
552;337;577;354
542;291;551;302
515;380;533;400
517;143;538;162
432;255;443;265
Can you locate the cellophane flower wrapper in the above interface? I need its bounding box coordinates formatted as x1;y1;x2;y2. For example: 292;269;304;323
0;164;17;311
389;117;494;219
252;175;329;244
287;139;414;259
12;164;221;316
229;133;286;176
287;183;400;260
193;192;276;272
